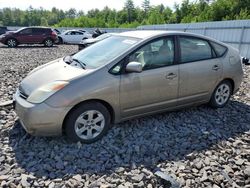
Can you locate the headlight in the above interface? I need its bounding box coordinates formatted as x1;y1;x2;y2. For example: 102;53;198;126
27;81;68;103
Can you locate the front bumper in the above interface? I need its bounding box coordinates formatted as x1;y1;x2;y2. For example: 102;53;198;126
14;91;70;136
0;37;6;44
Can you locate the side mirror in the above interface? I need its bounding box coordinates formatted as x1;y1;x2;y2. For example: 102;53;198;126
242;57;250;65
126;62;142;73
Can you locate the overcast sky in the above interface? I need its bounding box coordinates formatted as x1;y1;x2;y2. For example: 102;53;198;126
0;0;184;11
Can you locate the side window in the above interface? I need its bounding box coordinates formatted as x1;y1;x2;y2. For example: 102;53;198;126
76;32;83;35
180;37;213;63
109;61;123;75
32;28;43;35
19;28;32;35
210;41;227;57
129;37;174;70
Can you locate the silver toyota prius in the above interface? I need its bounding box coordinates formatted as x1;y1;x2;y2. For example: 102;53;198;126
14;31;244;143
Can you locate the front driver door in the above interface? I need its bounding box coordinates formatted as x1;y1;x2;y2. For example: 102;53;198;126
16;28;33;43
120;36;179;119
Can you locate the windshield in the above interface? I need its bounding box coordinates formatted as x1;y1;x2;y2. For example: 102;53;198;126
16;27;26;32
72;36;140;69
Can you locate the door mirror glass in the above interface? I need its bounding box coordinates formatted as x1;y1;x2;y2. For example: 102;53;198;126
126;62;142;73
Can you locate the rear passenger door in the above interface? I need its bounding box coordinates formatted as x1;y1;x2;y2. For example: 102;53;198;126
177;36;222;105
72;31;84;43
32;28;45;43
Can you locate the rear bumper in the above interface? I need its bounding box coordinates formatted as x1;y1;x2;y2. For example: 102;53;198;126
78;44;86;51
14;91;70;136
232;67;244;95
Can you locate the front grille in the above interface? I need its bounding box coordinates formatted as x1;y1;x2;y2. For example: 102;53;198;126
18;86;29;100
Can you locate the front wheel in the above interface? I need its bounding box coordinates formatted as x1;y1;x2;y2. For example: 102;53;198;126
58;37;63;44
44;38;53;47
7;38;17;48
209;80;232;108
65;102;111;143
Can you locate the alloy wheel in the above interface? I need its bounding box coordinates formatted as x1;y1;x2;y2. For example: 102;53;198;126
215;83;230;105
7;39;16;47
74;110;105;140
45;39;53;47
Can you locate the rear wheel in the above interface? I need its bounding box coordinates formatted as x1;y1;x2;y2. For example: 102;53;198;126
7;38;17;48
65;102;111;143
209;80;232;108
44;38;53;47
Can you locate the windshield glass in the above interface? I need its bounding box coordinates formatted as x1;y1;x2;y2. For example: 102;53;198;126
73;36;140;69
16;27;26;32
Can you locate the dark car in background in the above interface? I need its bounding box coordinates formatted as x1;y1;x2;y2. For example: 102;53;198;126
0;27;58;47
78;33;113;51
0;26;9;35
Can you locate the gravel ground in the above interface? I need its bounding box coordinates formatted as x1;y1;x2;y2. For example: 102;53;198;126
0;44;249;188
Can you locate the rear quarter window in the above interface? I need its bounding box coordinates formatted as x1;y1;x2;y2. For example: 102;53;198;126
210;41;227;57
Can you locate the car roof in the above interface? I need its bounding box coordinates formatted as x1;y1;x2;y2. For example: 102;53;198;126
118;30;209;40
117;30;227;45
25;26;51;29
65;30;83;32
118;30;169;39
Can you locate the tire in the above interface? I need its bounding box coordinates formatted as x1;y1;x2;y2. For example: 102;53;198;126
7;38;17;48
65;102;111;143
209;80;232;108
58;37;63;44
44;38;53;47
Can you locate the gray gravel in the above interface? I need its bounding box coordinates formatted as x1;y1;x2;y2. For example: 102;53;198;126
0;44;249;187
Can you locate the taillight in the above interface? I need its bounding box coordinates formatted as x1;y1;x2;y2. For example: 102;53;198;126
51;31;57;36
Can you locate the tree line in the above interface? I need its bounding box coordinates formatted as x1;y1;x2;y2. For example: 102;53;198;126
0;0;249;28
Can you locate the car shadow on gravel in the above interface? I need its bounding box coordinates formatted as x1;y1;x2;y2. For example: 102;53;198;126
8;100;250;179
0;45;59;49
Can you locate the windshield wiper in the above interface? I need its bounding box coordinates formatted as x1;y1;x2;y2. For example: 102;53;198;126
63;55;86;69
72;58;86;69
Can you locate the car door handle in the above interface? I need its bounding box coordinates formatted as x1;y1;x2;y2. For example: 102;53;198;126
166;73;177;80
212;65;220;71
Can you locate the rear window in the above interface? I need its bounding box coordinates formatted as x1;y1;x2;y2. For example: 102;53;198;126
210;41;227;57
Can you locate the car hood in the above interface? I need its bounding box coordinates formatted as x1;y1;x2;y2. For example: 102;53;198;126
80;38;97;44
20;58;93;96
5;31;15;35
